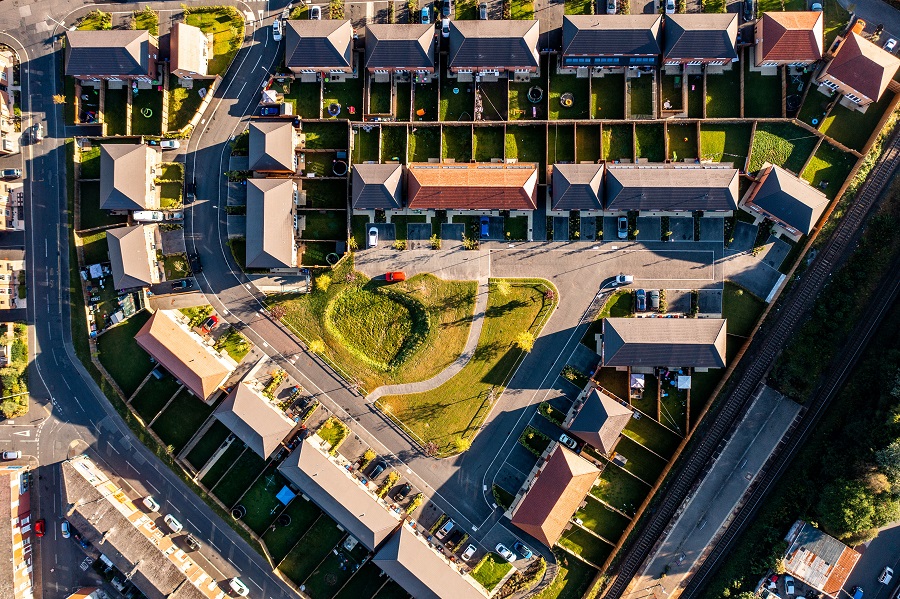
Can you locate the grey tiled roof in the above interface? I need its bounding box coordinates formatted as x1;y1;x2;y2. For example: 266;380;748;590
746;163;828;235
562;15;662;56
605;166;739;211
215;380;295;458
552;163;604;211
100;143;154;211
568;387;633;454
284;19;353;69
248;121;296;172
352;163;403;209
246;178;296;269
663;13;738;61
65;30;152;77
106;225;153;290
602;318;727;368
448;20;540;69
364;24;434;69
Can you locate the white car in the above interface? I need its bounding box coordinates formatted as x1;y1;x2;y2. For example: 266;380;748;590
1;451;21;460
272;18;283;41
133;210;165;222
163;514;183;533
560;433;577;450
160;139;180;150
784;575;795;596
495;543;516;562
309;5;322;19
61;521;71;538
228;577;250;597
885;38;898;53
461;544;477;561
666;0;676;12
879;567;894;585
442;18;450;37
368;227;379;248
33;123;43;142
143;495;160;512
615;274;635;285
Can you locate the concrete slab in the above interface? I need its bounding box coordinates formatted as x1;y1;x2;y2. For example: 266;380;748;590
760;235;791;271
670;217;694;242
569;344;601;379
636;217;661;242
699;218;724;242
664;289;692;314
603;216;621;240
698;289;723;315
581;216;598;241
624;385;800;599
160;228;186;256
729;221;757;253
553;216;569;241
368;222;396;243
226;215;245;239
721;252;784;301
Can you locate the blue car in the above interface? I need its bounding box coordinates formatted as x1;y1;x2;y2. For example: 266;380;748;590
480;216;490;239
635;289;646;312
421;5;431;23
259;105;280;116
512;541;533;560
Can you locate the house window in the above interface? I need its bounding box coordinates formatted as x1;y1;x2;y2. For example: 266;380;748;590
844;93;862;104
687;60;703;66
665;60;681;66
821;79;839;91
762;61;778;66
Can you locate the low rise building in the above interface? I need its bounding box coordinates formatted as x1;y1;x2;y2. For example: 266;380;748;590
246;178;298;270
406;162;538;212
99;143;161;211
0;249;24;310
284;20;355;81
550;163;604;216
601;318;728;371
106;224;160;290
782;520;861;597
64;30;159;83
740;162;829;241
351;163;403;214
248;121;299;174
0;463;34;599
753;12;823;70
135;309;236;402
448;20;540;81
815;32;900;111
170;22;212;80
605;165;738;216
560;15;662;74
0;182;24;231
564;387;633;455
663;14;738;72
364;24;435;81
0;49;17;156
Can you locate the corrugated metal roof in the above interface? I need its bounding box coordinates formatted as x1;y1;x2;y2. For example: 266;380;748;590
605;165;739;211
784;521;861;595
448;20;540;69
821;32;900;102
351;163;403;209
663;13;738;60
106;225;153;290
284;19;353;69
552;163;604;211
562;15;662;57
364;24;435;69
65;30;152;77
603;318;727;368
745;163;828;235
246;178;296;269
407;162;538;210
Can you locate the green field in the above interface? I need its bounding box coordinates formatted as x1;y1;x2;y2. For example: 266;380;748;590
747;122;818;173
97;311;153;396
573;496;631;542
472;554;513;592
185;7;245;75
700;123;752;169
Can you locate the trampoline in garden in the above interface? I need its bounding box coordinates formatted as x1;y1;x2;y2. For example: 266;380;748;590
332;160;348;176
328;102;342;116
559;92;574;108
528;86;544;103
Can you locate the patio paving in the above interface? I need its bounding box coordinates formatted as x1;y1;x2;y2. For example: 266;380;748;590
699;218;724;242
729;221;757;253
670;217;694;241
698;289;723;314
759;235;791;271
581;216;597;241
160;228;186;255
665;289;692;314
636;216;661;241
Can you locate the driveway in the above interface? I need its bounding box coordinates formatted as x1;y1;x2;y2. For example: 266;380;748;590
837;0;900;44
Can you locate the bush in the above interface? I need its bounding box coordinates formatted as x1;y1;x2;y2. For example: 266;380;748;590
515;331;535;352
406;492;424;514
0;397;27;418
316;274;332;292
377;471;400;498
360;448;376;469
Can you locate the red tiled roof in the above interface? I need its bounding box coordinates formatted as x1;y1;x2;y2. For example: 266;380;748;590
757;12;823;62
407;162;538;210
823;32;900;101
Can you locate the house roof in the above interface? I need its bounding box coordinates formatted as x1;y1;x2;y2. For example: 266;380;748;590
364;24;435;69
284;19;353;69
745;163;829;235
756;12;823;63
100;143;154;211
106;225;153;290
605;166;739;211
552;163;604;211
510;444;600;547
352;163;403;209
62;461;186;599
373;525;487;599
171;22;208;76
822;32;900;101
65;30;152;77
248;121;296;172
663;13;738;61
568;387;633;455
135;310;234;400
246;178;296;269
562;15;662;56
407;162;538;210
214;367;296;459
602;318;727;368
278;438;401;551
448;20;540;69
783;520;861;595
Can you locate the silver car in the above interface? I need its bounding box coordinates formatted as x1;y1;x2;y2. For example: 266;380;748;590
495;543;517;562
368;227;379;248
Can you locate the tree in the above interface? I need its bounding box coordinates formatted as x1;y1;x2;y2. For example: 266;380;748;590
515;331;535;352
864;471;891;494
817;479;876;539
496;280;512;297
454;437;471;453
429;234;441;250
876;440;900;489
315;274;332;292
0;398;27;419
53;94;66;105
308;339;326;354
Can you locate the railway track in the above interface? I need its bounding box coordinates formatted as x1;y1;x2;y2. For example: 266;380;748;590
602;129;900;599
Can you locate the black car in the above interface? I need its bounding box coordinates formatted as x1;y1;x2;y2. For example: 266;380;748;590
369;460;387;479
393;483;412;501
185;535;202;551
188;253;202;274
172;279;194;291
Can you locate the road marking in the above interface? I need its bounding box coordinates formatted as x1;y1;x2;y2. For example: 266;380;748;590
186;518;198;530
13;430;30;437
107;440;119;454
249;578;263;590
145;480;160;495
126;460;138;472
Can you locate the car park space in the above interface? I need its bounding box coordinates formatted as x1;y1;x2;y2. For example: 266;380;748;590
669;217;694;241
699;218;725;242
365;222;395;248
553;216;569;241
636;217;661;241
729;221;758;253
603;216;623;240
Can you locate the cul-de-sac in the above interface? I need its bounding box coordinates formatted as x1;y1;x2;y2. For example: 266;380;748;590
0;0;899;598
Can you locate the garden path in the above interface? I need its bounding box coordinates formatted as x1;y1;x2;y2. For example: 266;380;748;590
365;277;490;401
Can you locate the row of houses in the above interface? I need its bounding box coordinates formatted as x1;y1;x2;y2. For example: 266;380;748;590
0;47;18;156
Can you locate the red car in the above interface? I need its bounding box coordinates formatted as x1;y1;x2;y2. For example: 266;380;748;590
200;315;219;334
386;271;406;282
34;519;45;537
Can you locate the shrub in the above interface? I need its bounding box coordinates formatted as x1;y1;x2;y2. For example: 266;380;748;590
316;274;332;292
377;471;400;498
429;234;441;249
360;448;376;469
308;339;326;354
515;331;535;352
0;397;27;418
406;492;424;513
393;239;407;250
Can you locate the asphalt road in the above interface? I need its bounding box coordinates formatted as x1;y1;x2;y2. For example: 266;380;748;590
844;524;900;599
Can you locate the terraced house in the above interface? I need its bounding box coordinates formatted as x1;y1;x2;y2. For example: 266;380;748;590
447;20;540;80
560;15;662;74
363;24;435;80
406;162;539;212
284;19;355;80
65;29;159;84
753;11;823;70
662;13;739;72
99;143;161;211
815;31;900;111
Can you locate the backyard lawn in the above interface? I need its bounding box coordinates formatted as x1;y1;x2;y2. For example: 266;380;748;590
80;231;108;265
408;126;440;161
602;124;633;162
323;77;365;121
333;562;384;599
479;81;509;120
474;126;505;162
557;526;613;566
131;89;163;135
168;81;211;131
200;442;246;488
377;279;556;456
575;124;601;162
369;81;392;114
79;182;126;230
747;122;818;173
700;123;752;169
592;74;625;119
798;92;831;129
705;67;741;118
548;125;575;164
800;141;857;199
628;74;654;117
299;212;346;240
278;517;346;585
79;146;101;179
264;500;323;564
623;412;682;457
723;281;767;337
660;74;683;111
592;464;651;515
413;80;439;121
185;7;245;75
472;554;513;592
381;125;407;163
687;74;704;118
533;549;598;599
104;86;128;136
304;179;348;210
613;435;668;484
353;127;380;163
506;126;546;175
304;122;349;149
440;76;475;121
212;449;267;507
236;464;291;534
668;123;698;161
443;125;473;162
97;311;153;396
509;73;548;120
819;92;894;152
284;80;321;118
550;70;590;120
303;542;369;599
634;124;664;162
573;496;631;542
151;390;216;453
744;63;783;118
395;82;412;121
185;420;231;470
129;373;182;421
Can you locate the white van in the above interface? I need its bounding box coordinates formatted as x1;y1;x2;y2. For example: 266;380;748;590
880;567;894;586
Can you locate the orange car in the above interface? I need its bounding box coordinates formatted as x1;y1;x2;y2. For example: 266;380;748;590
386;271;406;282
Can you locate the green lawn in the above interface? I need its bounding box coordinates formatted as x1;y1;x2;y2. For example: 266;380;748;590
185;420;232;470
506;216;529;240
533;549;598;599
723;281;766;337
353;128;380;163
213;449;267;507
132;8;159;35
474;126;505;162
284;79;321;119
819;92;894;152
440;76;475;121
505;126;546;176
168;81;211;132
565;0;594;13
334;562;383;599
396;82;412;121
130;373;182;421
511;0;534;18
634;124;664;162
409;126;441;161
97;311;153;396
700;123;752;168
200;442;247;489
316;417;349;452
581;290;632;348
509;75;548;120
162;254;190;280
104;86;128;136
613;435;668;484
747;122;818;173
549;125;575;164
80;146;101;179
151;390;215;453
278;517;346;585
378;279;556;456
237;465;291;534
299;211;346;240
550;71;590;120
372;581;411;599
442;125;473;162
160;182;182;208
557;526;613;566
574;496;631;542
602;124;633;162
592;74;625;119
301;241;338;266
472;554;513;592
687;74;704;118
79;181;126;230
80;231;109;265
668;122;698;161
304;179;347;209
413;80;439;121
323;76;365;121
660;74;683;111
576;124;601;162
381;125;407;162
215;328;251;363
798;91;830;128
744;63;782;118
801;141;856;200
185;7;245;75
628;74;653;117
369;81;392;114
705;67;741;118
592;464;651;515
479;81;509;120
304;122;349;149
303;544;369;599
264;499;323;564
623;412;681;457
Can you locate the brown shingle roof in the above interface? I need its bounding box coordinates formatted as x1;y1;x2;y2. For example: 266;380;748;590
568;388;633;455
756;12;823;63
822;32;900;101
171;22;209;77
407;162;538;210
106;225;154;290
135;310;234;400
510;445;600;547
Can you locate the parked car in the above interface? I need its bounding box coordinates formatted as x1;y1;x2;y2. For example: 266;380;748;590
784;575;795;596
605;0;616;13
33;123;43;142
309;5;322;19
393;483;412;501
559;433;577;450
189;253;202;273
369;459;387;479
200;315;219;334
461;544;477;561
479;2;488;18
480;216;490;238
132;210;164;222
160;139;180;150
495;543;516;562
272;18;283;41
421;5;431;23
165;211;184;221
164;514;183;533
1;450;21;460
143;496;160;512
228;578;250;597
885;38;898;52
615;274;634;285
368;227;379;248
61;521;71;538
259;105;280;116
852;587;863;599
442;18;450;37
810;1;822;9
666;0;676;12
649;289;660;310
512;541;533;560
386;271;406;282
436;519;455;540
442;0;453;17
617;216;628;239
880;567;894;585
35;519;45;537
172;279;194;291
0;168;22;180
185;535;202;552
635;289;647;312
